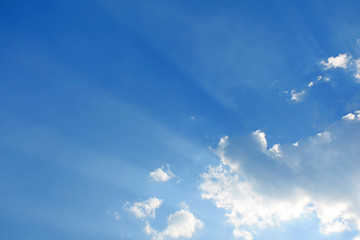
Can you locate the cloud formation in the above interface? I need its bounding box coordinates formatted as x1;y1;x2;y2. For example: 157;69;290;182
144;206;203;240
320;50;360;83
150;165;174;182
127;197;163;220
200;111;360;239
321;53;351;69
308;75;330;88
290;90;306;102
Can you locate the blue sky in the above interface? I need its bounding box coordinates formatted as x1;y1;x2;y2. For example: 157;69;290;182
1;0;360;239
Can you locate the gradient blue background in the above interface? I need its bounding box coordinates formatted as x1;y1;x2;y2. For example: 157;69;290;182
1;0;360;239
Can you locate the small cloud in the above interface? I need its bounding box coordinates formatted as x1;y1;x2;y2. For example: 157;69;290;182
252;130;267;151
126;197;162;220
253;130;282;158
321;53;351;69
308;76;330;88
290;90;306;102
107;210;121;220
149;165;174;182
342;110;360;121
354;59;360;83
342;113;356;120
189;116;195;120
144;205;203;240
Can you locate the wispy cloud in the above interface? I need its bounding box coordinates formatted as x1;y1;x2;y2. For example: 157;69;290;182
107;210;121;220
290;89;306;102
308;75;330;88
126;197;162;220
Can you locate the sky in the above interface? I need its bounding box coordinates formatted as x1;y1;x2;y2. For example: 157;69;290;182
1;0;360;239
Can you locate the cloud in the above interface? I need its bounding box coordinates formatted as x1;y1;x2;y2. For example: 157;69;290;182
290;90;305;102
233;229;253;240
127;197;163;220
321;53;351;69
149;165;174;182
200;112;360;239
107;210;121;220
320;49;360;83
342;110;360;121
354;59;360;83
308;76;330;88
144;206;203;240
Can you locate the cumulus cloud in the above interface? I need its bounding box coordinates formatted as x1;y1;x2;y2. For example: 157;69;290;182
150;165;174;182
320;50;360;83
200;112;360;239
321;53;351;69
144;206;203;240
127;197;163;220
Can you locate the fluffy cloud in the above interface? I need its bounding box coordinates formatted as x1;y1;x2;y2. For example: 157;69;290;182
150;165;174;182
321;53;351;69
145;206;203;240
127;197;163;220
320;51;360;83
200;111;360;239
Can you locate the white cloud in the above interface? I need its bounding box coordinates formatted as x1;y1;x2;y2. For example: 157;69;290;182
253;130;282;158
200;112;360;239
252;130;267;151
127;197;162;220
321;53;351;69
290;90;305;102
342;110;360;120
354;235;360;240
150;165;174;182
320;50;360;82
308;76;330;88
145;206;203;240
233;229;253;240
354;59;360;83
